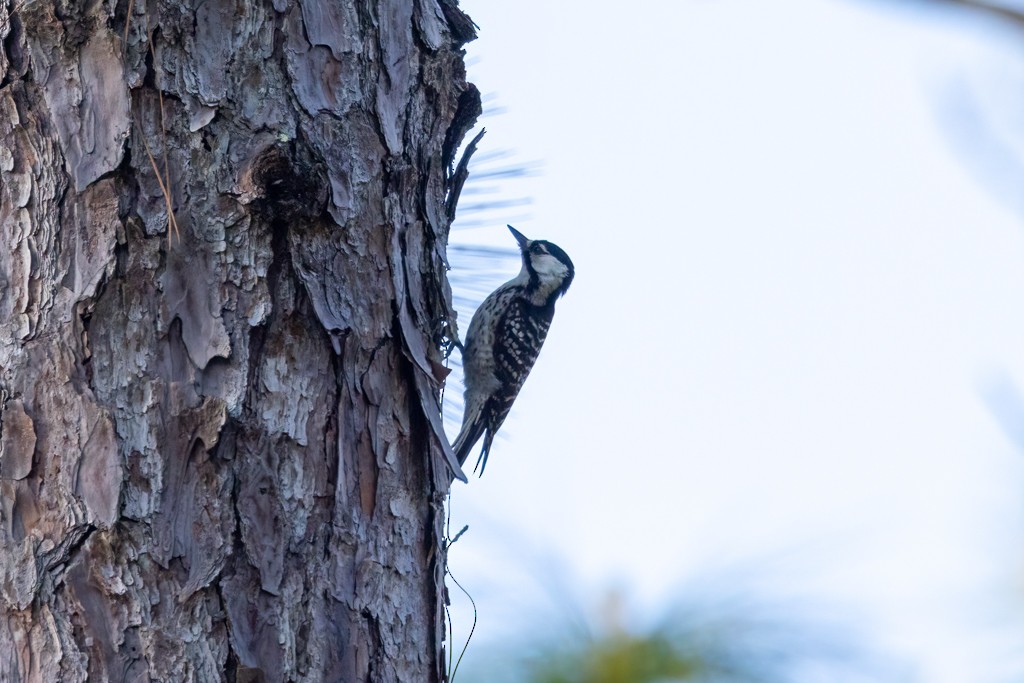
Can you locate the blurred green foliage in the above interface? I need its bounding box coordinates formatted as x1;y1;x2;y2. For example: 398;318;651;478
524;630;703;683
455;589;906;683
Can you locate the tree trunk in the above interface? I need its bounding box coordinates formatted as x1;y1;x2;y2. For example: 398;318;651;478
0;0;479;680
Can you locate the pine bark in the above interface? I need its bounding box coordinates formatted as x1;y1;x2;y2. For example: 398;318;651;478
0;0;479;680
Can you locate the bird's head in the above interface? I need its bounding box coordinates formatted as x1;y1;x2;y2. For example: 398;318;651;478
509;225;575;300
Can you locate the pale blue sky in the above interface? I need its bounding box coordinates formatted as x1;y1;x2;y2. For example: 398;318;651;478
444;2;1024;681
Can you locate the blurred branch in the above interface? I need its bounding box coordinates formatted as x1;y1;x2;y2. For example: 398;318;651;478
981;374;1024;454
878;0;1024;218
924;0;1024;28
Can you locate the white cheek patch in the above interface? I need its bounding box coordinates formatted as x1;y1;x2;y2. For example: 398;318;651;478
532;253;568;280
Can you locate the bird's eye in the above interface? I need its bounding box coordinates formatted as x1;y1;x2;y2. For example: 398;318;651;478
530;243;545;254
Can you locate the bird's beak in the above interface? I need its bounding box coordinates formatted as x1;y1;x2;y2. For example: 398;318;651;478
507;225;530;250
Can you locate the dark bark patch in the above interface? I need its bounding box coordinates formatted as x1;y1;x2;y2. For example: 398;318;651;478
242;142;328;224
1;11;27;85
123;450;152;521
445;127;483;224
436;0;477;46
441;84;481;173
234;665;268;683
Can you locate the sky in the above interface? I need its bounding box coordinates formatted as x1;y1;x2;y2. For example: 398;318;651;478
442;1;1024;681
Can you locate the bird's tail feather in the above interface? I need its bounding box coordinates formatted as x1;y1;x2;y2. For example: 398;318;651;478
474;432;496;475
453;420;486;468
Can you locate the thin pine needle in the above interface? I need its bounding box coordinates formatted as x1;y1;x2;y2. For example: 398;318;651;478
141;20;180;246
443;495;476;682
445;494;455;677
446;567;477;682
139;134;179;246
156;83;178;244
123;0;135;46
446;600;455;676
448;525;468;546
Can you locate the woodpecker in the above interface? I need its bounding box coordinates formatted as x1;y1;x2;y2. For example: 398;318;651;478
452;225;575;475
